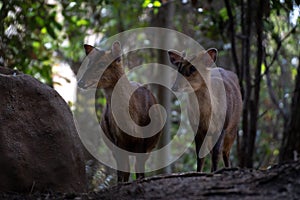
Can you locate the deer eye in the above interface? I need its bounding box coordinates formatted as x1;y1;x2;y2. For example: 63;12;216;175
190;66;196;74
181;65;196;77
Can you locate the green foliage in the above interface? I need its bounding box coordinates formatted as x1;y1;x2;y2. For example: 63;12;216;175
1;1;58;84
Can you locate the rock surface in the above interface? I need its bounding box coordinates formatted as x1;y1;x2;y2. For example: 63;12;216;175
0;67;86;193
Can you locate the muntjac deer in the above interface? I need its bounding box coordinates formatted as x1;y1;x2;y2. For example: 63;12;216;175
78;41;162;182
168;48;242;172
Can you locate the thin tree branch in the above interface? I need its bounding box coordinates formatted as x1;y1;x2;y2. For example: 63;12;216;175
263;25;297;76
261;25;297;124
224;0;240;77
257;109;268;119
264;59;288;121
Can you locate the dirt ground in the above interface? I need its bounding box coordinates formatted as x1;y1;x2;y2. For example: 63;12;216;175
1;160;299;200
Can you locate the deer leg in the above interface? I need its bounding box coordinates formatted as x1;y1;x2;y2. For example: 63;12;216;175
135;154;148;180
113;151;130;182
222;127;237;168
195;134;205;172
222;151;230;167
211;148;221;172
197;157;205;172
211;130;225;172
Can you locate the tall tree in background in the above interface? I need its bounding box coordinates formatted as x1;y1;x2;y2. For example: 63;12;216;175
224;0;299;168
224;0;266;168
150;0;175;174
280;55;300;162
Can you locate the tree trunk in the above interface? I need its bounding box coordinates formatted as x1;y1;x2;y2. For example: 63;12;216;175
225;0;266;168
240;0;253;168
247;0;265;168
280;54;300;162
151;0;175;174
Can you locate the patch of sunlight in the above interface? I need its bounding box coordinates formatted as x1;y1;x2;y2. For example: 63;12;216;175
52;62;77;110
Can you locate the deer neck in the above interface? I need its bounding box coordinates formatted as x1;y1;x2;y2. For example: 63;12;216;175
103;76;132;106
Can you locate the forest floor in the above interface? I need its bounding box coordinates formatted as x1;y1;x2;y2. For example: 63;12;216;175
1;160;300;200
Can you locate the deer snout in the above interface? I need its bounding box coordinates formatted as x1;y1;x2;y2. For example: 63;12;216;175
77;79;87;89
172;76;185;92
171;84;179;92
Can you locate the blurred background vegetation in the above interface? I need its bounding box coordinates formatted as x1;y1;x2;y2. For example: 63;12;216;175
1;0;299;191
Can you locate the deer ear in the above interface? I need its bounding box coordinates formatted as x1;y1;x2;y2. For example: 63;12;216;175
206;48;218;63
84;44;95;55
111;41;122;58
168;50;184;67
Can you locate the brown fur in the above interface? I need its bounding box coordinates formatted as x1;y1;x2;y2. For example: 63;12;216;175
78;42;162;182
168;48;242;172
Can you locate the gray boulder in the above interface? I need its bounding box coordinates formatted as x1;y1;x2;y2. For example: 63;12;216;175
0;67;86;193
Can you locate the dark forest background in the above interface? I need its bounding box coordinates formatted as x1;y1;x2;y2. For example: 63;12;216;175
1;0;299;190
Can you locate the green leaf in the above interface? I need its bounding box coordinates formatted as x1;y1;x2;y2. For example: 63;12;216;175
153;0;161;7
261;63;266;75
46;24;56;39
219;8;229;21
142;0;151;8
292;67;297;79
41;27;47;34
76;19;89;26
273;149;279;156
35;16;45;26
71;16;78;22
32;41;41;48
